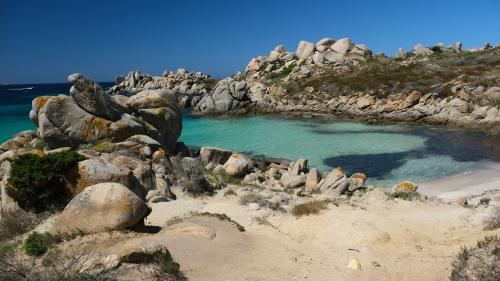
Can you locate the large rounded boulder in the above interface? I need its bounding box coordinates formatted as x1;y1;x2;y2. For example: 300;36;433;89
30;74;182;153
54;182;150;234
197;77;250;114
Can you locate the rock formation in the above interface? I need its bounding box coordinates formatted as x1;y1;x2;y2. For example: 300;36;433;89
30;74;182;153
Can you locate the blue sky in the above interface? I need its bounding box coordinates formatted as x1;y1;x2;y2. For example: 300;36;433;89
1;0;499;84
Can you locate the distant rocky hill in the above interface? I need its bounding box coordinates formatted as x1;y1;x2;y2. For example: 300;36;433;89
194;38;500;135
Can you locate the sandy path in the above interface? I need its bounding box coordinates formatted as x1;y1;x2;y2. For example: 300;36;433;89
145;191;499;281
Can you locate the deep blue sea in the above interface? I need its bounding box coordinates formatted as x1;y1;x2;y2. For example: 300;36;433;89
1;83;500;186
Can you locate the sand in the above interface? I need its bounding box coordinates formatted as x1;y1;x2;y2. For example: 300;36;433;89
420;161;500;201
140;187;500;281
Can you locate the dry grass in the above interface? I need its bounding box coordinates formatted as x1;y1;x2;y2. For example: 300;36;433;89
483;206;500;231
450;235;500;281
291;200;330;217
239;192;265;206
0;210;42;243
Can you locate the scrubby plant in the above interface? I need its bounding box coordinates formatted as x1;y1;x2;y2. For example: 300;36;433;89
0;210;41;243
90;141;115;153
291;200;330;217
213;170;242;185
483;206;500;231
450;235;500;281
0;246;116;281
7;151;85;211
390;191;421;201
24;231;51;256
239;192;265;206
194;212;245;232
150;252;186;281
170;156;214;196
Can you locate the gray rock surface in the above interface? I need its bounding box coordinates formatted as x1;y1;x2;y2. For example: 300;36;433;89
197;78;250;114
55;183;150;234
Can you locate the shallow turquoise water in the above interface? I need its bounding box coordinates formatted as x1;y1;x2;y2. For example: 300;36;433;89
1;84;499;187
180;112;500;186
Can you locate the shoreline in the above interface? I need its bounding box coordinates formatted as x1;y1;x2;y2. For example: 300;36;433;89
419;160;500;201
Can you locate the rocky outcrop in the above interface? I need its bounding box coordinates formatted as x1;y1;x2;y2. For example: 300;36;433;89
54;182;150;234
223;153;254;177
197;77;250;114
200;147;233;166
108;69;215;109
30;74;182;153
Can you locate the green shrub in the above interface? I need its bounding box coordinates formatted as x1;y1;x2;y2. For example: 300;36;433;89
24;231;51;256
7;151;85;211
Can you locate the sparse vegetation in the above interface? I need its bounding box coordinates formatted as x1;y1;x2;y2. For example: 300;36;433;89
483;206;500;231
450;235;500;281
291;200;330;217
0;246;116;281
7;151;85;211
239;192;265;206
24;231;51;256
165;212;245;232
0;210;41;243
200;77;218;90
390;191;421;201
90;141;115;153
290;47;500;99
150;252;186;281
194;212;245;232
171;156;214;196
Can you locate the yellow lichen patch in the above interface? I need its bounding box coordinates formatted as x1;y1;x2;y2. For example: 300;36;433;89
29;149;45;157
34;96;53;109
333;167;344;174
152;148;165;161
231;153;243;159
396;181;418;192
351;173;367;180
81;117;112;141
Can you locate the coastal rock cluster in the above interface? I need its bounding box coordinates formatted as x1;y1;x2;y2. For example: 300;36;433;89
108;69;216;108
30;73;182;152
195;39;500;135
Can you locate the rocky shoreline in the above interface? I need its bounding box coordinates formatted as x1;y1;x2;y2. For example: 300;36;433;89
0;38;499;281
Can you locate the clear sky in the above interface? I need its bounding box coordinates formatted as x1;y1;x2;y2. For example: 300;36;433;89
1;0;499;84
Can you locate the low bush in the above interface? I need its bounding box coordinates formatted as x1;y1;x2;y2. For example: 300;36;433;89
7;151;85;211
390;191;421;201
239;192;265;206
150;252;186;281
195;212;245;232
483;206;500;231
24;231;51;256
171;156;214;196
450;235;500;281
0;210;40;243
291;200;330;217
0;246;116;281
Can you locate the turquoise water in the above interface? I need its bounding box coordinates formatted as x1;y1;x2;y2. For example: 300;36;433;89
1;84;499;187
181;113;500;186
